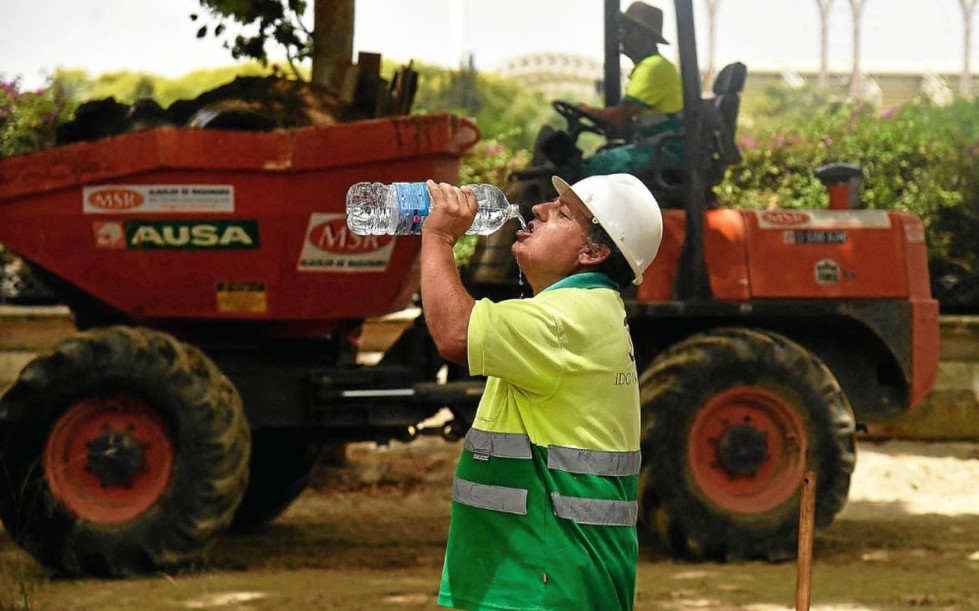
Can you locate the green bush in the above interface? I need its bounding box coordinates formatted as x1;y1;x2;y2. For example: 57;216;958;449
452;138;532;266
721;88;979;309
722;96;969;245
0;76;77;157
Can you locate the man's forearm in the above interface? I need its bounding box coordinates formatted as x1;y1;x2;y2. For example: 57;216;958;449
420;235;474;364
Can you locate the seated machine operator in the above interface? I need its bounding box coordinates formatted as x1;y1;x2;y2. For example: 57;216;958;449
549;2;684;178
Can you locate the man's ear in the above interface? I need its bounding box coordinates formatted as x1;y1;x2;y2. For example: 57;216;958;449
578;242;611;266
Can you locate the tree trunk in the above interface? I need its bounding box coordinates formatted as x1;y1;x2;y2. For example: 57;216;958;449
704;0;721;91
815;0;835;90
961;0;977;99
310;0;355;91
848;0;865;99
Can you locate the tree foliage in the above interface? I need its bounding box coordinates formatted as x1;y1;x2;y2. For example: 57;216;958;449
412;63;553;152
191;0;311;77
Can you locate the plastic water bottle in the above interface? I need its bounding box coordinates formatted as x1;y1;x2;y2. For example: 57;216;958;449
346;182;522;236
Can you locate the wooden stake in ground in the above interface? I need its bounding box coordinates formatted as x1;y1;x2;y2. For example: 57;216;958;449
796;470;817;610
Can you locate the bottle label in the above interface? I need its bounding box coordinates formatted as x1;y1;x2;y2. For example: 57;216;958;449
392;182;429;234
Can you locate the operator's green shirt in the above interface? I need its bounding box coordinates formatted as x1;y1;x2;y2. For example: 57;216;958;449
437;272;641;611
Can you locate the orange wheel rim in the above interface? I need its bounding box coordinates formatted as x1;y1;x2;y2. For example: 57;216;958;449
688;386;807;513
43;394;174;525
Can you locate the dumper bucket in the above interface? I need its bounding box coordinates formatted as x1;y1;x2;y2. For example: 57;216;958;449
0;113;479;336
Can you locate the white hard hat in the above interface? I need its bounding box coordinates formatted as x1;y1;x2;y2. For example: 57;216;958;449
553;174;663;285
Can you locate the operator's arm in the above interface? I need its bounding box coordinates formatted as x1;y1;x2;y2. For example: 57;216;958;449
578;99;646;133
579;54;681;136
420;180;477;365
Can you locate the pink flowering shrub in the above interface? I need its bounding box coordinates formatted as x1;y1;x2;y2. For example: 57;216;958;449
0;76;76;158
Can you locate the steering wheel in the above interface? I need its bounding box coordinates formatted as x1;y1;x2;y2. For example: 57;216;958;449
552;100;607;139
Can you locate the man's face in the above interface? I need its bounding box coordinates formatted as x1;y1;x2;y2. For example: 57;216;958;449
511;192;595;291
619;21;648;57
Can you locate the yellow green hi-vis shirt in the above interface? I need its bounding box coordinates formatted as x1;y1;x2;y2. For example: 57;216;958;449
624;52;683;115
438;272;641;611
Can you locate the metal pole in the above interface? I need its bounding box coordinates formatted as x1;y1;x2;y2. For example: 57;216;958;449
672;0;713;300
604;0;622;107
795;470;817;611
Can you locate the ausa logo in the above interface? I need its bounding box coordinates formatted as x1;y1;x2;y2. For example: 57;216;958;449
126;220;259;250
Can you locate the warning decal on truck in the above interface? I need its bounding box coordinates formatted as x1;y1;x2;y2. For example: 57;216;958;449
754;209;891;229
215;281;268;314
297;213;395;273
83;185;234;214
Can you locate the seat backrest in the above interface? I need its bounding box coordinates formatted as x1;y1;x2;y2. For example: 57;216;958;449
635;62;747;209
703;62;748;180
713;62;748;96
711;62;747;135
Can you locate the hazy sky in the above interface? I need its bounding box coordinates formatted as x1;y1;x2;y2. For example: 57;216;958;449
0;0;969;90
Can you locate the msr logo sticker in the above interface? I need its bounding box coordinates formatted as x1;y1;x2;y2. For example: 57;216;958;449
125;220;259;249
87;188;145;211
756;209;891;229
297;213;395;272
759;210;811;227
83;185;235;214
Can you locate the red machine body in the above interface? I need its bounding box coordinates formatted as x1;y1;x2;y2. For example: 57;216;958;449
637;208;940;408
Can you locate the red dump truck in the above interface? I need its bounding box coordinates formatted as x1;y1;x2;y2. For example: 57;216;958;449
0;113;486;576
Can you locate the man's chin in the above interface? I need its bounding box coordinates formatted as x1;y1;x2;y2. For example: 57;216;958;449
510;242;526;263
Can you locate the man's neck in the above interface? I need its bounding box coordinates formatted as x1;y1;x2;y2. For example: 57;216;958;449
626;45;659;64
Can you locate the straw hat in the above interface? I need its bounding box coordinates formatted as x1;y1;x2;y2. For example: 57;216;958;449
619;2;669;45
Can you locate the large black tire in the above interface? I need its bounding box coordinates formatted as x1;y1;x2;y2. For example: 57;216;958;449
638;327;856;561
230;431;324;530
0;326;250;576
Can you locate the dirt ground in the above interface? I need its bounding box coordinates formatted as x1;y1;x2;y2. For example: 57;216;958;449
2;437;979;611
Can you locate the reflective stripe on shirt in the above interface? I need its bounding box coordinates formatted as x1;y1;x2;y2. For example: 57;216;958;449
551;493;639;527
458;430;640;525
547;445;641;477
464;430;639;476
464;428;533;459
453;477;528;515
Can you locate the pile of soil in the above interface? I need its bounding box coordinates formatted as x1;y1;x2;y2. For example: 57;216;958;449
56;76;346;145
167;75;345;127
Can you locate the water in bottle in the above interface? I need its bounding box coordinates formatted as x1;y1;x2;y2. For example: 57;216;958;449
346;182;523;236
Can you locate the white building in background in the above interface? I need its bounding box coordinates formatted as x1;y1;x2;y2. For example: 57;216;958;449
494;52;975;109
494;53;608;102
922;73;954;106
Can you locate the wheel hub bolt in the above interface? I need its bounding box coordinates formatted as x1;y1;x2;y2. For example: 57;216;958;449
85;426;145;487
716;424;769;477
